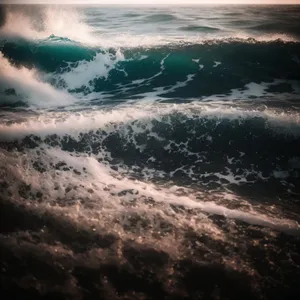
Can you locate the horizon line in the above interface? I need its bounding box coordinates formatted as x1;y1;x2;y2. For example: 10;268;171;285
1;2;300;5
1;0;300;5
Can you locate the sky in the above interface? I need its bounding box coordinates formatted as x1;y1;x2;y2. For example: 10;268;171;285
2;0;300;4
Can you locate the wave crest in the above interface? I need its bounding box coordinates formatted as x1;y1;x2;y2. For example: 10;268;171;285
0;5;97;45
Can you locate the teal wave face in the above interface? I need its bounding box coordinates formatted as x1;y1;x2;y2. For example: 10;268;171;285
0;36;96;72
1;36;300;105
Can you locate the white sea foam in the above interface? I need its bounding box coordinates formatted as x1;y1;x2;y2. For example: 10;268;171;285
203;79;300;102
0;102;299;141
57;50;125;90
0;6;97;45
1;146;299;236
0;53;73;108
213;61;222;68
89;33;299;48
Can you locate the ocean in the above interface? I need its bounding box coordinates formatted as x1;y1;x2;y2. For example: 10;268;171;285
0;4;300;300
